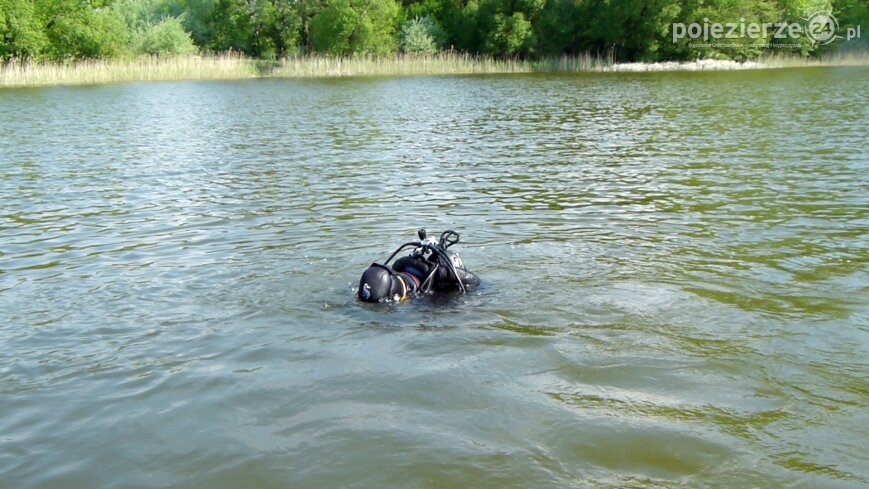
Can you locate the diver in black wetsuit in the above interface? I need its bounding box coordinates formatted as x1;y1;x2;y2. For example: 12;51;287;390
357;229;480;303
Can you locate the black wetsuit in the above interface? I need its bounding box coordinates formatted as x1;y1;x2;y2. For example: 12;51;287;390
392;253;480;292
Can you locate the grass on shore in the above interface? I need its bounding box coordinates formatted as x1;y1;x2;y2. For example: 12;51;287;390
2;51;868;87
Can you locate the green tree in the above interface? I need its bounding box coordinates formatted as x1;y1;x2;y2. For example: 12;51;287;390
183;0;302;57
833;0;869;51
400;15;445;53
206;0;277;56
112;0;198;56
270;0;303;55
2;0;862;64
405;0;441;19
485;11;533;55
438;0;481;51
309;0;357;53
175;0;217;47
534;0;580;56
668;0;781;61
293;0;327;51
135;16;198;55
0;0;49;59
310;0;401;55
475;0;543;56
41;0;130;59
577;0;682;62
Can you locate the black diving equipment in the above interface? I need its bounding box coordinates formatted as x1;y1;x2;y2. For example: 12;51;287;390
357;229;480;303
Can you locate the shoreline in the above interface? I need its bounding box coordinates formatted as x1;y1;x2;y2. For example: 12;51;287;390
2;52;868;88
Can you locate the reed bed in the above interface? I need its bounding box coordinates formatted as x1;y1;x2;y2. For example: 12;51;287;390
531;51;869;72
271;53;533;77
0;52;534;87
531;53;614;72
2;51;868;87
1;53;256;87
756;50;869;68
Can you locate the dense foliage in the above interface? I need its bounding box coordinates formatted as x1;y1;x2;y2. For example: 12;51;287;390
1;0;867;61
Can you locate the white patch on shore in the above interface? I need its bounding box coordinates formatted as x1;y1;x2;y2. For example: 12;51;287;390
605;59;762;72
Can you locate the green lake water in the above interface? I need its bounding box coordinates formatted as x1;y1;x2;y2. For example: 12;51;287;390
1;68;867;488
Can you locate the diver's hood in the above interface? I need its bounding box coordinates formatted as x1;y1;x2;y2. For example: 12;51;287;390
358;264;404;303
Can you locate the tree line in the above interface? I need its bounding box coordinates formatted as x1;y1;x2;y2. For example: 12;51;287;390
2;0;867;62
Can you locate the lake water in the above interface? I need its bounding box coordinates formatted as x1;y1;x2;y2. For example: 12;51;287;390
1;68;867;488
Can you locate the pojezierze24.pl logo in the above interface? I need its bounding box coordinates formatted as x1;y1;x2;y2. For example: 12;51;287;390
672;12;862;47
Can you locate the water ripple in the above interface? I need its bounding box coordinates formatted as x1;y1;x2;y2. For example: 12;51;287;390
1;69;868;488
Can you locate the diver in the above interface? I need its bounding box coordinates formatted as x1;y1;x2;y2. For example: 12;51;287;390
357;229;480;303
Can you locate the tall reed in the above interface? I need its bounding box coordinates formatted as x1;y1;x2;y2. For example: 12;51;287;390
269;52;533;77
756;50;869;68
1;53;256;87
2;51;868;87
